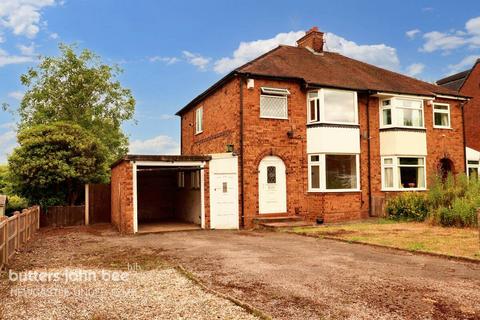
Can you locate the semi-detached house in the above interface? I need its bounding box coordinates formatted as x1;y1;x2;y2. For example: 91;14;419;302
111;27;468;234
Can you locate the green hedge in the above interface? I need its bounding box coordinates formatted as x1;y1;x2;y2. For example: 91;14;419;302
385;174;479;227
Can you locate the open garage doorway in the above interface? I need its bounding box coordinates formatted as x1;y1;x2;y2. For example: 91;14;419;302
135;161;206;234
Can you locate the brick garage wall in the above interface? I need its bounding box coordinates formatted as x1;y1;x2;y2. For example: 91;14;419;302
111;160;134;234
460;63;480;152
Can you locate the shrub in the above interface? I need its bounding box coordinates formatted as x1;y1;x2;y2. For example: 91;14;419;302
385;192;429;221
427;173;480;227
5;194;29;216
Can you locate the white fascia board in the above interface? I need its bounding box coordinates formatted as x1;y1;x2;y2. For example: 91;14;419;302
134;161;206;167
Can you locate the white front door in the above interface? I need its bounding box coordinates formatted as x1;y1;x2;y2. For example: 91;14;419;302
258;156;287;214
209;155;239;229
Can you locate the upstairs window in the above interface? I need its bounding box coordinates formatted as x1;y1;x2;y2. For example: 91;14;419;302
433;103;451;128
380;98;424;129
307;89;358;125
195;107;203;134
260;87;289;119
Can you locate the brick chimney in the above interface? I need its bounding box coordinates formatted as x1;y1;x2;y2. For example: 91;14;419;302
296;27;324;53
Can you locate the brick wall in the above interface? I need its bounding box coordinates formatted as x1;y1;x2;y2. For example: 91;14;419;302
111;160;134;234
460;63;480;152
180;75;465;227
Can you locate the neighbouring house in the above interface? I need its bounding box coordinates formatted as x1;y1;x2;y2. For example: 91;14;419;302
111;27;468;234
436;60;480;177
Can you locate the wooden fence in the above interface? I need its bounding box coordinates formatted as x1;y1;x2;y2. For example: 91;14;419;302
0;206;40;270
41;205;85;227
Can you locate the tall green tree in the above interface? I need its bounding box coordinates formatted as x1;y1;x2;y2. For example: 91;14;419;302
17;43;135;165
8;122;108;207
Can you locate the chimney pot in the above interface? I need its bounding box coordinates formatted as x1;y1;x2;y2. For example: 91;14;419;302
297;26;325;53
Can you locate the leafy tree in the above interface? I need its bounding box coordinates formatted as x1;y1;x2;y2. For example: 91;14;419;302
0;164;8;194
17;43;135;165
8;122;108;207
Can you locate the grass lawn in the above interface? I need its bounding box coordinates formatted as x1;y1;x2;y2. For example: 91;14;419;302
291;219;480;261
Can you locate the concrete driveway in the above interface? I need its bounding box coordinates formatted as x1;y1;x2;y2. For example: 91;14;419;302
124;230;480;320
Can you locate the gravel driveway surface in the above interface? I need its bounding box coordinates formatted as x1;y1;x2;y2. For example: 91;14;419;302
127;230;480;320
0;227;258;320
2;226;480;320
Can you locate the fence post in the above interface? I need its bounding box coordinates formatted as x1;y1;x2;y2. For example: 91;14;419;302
3;217;7;266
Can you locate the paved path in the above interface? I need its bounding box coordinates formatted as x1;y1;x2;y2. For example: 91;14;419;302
126;230;480;320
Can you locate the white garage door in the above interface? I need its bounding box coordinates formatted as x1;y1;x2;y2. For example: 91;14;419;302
209;155;239;229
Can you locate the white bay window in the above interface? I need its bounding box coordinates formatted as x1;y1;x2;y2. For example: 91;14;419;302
380;98;424;129
307;89;358;125
308;154;360;192
382;156;426;190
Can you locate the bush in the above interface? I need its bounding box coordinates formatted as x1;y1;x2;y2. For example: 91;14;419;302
427;173;480;227
5;194;29;216
386;173;480;227
385;192;429;221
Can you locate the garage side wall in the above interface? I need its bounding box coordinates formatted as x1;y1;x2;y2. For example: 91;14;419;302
111;161;135;234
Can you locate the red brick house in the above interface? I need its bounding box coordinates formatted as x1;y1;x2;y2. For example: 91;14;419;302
436;60;480;177
111;27;468;234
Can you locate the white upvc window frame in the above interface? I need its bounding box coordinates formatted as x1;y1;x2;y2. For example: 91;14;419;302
307;88;359;125
379;97;425;129
308;153;361;192
433;102;451;129
467;160;480;178
195;107;203;134
381;156;427;191
259;87;289;120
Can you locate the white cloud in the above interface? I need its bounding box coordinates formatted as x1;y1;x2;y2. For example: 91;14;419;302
129;135;180;155
421;31;466;52
8;90;24;100
421;16;480;52
213;30;401;73
406;63;425;77
182;51;210;71
0;0;56;39
406;29;421;39
325;33;400;70
149;56;179;65
17;42;35;55
0;48;34;67
213;31;304;74
0;129;17;163
447;55;480;74
49;32;58;39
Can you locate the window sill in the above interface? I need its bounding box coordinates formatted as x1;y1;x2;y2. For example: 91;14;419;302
195;130;203;135
260;116;289;120
433;126;452;130
306;122;360;128
308;189;361;193
379;126;426;132
381;188;427;192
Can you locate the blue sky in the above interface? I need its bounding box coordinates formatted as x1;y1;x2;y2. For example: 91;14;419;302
0;0;479;162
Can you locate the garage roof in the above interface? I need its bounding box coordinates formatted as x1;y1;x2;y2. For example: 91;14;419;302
111;154;212;168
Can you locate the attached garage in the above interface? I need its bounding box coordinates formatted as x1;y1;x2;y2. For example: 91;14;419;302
110;154;239;234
